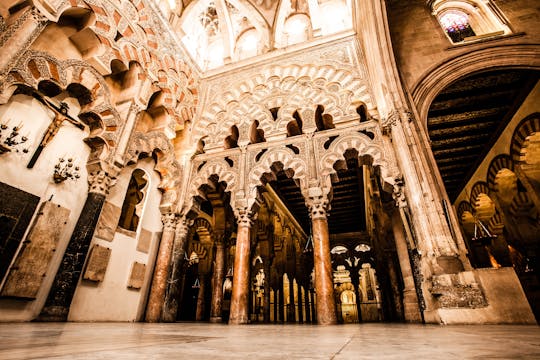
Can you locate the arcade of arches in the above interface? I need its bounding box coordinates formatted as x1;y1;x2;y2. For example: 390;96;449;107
0;0;538;328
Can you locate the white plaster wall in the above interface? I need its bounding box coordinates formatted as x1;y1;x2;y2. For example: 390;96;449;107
454;81;540;205
0;94;91;321
68;158;163;322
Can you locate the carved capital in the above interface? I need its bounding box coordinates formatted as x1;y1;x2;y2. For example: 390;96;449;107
381;109;400;137
175;215;193;238
88;170;116;195
392;176;407;208
306;187;330;220
161;212;177;232
235;206;256;228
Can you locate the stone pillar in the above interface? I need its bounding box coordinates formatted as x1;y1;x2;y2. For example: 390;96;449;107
310;289;317;322
146;212;177;322
195;275;207;321
287;277;295;322
273;288;278;323
39;170;116;321
263;261;271;323
391;210;423;322
162;216;192;322
306;187;337;325
278;282;285;322
229;207;254;324
210;238;226;323
304;284;311;323
298;284;304;323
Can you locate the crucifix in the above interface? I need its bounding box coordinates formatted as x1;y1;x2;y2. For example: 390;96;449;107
27;92;86;168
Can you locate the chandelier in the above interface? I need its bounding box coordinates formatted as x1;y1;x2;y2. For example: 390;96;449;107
0;121;28;154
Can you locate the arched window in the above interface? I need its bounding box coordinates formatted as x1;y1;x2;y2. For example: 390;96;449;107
118;169;148;232
431;0;511;44
439;11;475;43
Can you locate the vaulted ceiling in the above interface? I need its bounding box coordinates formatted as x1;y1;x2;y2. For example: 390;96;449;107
427;69;539;201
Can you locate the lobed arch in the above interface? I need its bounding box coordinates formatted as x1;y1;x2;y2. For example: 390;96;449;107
195;67;370;150
318;133;397;191
248;147;309;199
126;130;182;192
188;160;238;206
0;52;120;165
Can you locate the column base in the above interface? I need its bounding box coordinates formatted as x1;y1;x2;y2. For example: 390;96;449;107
37;306;68;322
228;316;249;325
209;316;222;323
427;267;536;324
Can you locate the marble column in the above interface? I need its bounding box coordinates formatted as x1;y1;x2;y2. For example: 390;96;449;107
263;261;271;323
210;238;226;323
195;275;207;321
304;284;311;323
162;216;192;322
146;212;177;322
229;207;254;324
288;277;295;322
298;285;304;324
391;210;423;322
306;187;337;325
39;170;116;321
278;284;285;322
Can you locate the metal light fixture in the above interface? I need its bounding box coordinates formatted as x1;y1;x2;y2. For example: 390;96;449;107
192;277;200;289
0;121;28;154
303;233;313;254
53;157;80;183
472;217;497;246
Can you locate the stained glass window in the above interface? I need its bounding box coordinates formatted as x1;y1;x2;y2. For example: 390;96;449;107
439;11;476;42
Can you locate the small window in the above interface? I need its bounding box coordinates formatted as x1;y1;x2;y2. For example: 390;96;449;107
439;11;476;43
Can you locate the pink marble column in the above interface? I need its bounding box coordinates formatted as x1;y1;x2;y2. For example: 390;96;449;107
229;208;254;324
210;239;226;323
307;187;337;325
146;212;177;322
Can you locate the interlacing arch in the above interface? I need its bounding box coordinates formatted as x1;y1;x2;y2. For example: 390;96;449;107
0;52;119;156
39;1;198;113
127;130;182;190
194;64;372;150
248;148;308;198
319;133;396;190
189;160;238;201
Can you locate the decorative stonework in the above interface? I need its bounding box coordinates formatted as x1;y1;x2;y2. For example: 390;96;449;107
88;170;117;195
306;187;329;220
381;109;400;136
235;206;256;228
161;212;177;232
430;283;488;308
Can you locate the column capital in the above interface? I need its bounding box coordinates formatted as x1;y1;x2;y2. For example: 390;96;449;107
88;170;116;195
175;215;193;238
305;187;330;220
234;206;256;228
161;212;177;232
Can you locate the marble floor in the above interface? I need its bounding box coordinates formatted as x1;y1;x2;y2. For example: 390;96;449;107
0;322;539;359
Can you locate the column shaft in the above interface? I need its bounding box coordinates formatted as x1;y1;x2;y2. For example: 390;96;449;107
146;213;176;322
195;275;206;321
312;217;337;325
229;225;251;324
210;242;226;322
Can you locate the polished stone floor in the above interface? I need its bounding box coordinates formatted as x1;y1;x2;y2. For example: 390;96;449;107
0;322;539;359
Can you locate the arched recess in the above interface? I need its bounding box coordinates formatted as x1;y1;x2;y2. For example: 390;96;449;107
0;52;120;171
188;160;238;211
318;133;398;192
413;47;540;124
248;147;309;200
